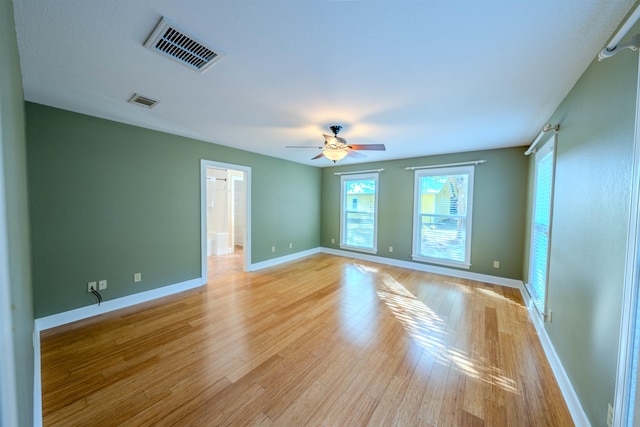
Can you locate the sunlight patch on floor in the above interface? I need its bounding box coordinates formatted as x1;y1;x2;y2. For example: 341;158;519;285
371;268;518;394
475;287;519;305
339;264;379;344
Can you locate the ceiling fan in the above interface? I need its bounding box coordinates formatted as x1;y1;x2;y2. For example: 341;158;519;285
287;125;386;163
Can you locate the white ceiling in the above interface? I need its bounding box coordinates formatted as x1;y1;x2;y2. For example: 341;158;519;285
12;0;636;167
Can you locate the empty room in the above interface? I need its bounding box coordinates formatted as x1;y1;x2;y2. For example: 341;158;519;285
4;1;640;426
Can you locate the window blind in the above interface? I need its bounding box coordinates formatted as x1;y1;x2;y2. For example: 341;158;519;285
528;147;554;314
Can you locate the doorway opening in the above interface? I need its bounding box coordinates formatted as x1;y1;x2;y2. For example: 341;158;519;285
200;160;251;282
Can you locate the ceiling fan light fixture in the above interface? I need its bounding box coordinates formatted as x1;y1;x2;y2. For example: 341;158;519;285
323;149;348;162
286;124;384;163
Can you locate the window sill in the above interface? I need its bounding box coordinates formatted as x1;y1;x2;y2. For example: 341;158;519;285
340;245;378;255
411;255;471;270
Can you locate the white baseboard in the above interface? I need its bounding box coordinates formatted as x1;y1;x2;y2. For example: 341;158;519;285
33;277;205;426
518;287;590;427
248;247;322;271
321;247;523;289
34;277;205;332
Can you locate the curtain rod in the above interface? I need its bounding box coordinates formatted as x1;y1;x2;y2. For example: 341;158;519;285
404;160;486;171
525;124;559;156
333;168;384;176
599;4;640;60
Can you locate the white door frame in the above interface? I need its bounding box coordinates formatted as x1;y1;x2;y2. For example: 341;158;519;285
0;106;19;426
230;174;244;249
200;160;251;282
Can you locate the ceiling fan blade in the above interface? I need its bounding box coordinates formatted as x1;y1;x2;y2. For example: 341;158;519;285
347;144;386;151
347;150;366;159
286;145;323;149
311;153;325;160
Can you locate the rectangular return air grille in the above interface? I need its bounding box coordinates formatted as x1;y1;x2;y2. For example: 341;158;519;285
128;93;159;108
144;17;224;72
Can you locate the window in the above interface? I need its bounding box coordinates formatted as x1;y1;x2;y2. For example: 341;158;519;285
412;166;474;268
340;173;379;253
527;138;555;316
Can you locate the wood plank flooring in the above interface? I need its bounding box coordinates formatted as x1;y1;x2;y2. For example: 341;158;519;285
40;252;573;426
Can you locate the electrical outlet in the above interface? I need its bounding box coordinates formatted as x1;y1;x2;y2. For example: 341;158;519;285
272;246;275;253
607;402;613;427
289;243;293;249
134;273;142;283
98;280;107;290
389;246;394;253
331;238;335;244
493;260;500;268
87;281;97;292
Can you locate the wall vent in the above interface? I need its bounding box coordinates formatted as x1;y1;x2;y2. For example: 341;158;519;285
144;17;224;72
128;93;159;108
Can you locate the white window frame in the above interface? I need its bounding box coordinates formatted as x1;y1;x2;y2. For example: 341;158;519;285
411;165;474;269
526;137;556;318
340;173;379;254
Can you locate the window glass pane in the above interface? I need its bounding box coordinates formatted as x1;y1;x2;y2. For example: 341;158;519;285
341;176;377;251
413;168;472;267
528;148;554;314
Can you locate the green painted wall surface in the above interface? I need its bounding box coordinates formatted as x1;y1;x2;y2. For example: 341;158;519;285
522;32;638;425
321;147;529;279
0;0;34;424
27;103;321;317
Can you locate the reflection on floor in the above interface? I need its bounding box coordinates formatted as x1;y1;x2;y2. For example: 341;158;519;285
208;245;244;277
39;253;573;426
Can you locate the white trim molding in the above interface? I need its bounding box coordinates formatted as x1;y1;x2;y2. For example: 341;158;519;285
249;248;322;272
519;284;590;427
35;278;205;332
321;247;523;289
0;108;19;427
614;51;640;427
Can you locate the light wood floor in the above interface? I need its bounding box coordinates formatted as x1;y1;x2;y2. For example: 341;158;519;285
40;252;573;426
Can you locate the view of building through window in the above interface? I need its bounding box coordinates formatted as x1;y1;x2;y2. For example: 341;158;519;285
413;166;473;267
341;174;378;252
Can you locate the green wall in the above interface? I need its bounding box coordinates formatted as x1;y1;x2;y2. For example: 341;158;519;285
321;147;529;279
27;103;321;317
0;0;34;424
22;13;640;426
522;25;639;425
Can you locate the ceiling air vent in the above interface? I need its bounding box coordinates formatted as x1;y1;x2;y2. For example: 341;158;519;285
128;93;159;108
144;17;224;73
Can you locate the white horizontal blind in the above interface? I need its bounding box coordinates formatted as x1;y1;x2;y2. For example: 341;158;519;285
528;140;555;315
412;166;474;268
340;173;378;253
